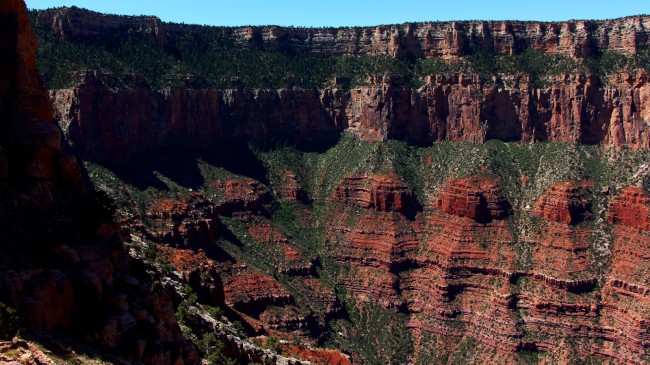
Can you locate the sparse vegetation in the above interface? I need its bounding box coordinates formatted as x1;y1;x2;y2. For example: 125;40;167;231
327;300;412;365
263;336;282;353
174;286;238;365
30;10;650;91
195;332;237;365
0;301;19;340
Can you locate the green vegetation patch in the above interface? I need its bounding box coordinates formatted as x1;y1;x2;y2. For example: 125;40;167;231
326;299;412;365
0;301;18;340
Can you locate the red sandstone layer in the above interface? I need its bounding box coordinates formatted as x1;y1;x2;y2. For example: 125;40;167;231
50;72;650;163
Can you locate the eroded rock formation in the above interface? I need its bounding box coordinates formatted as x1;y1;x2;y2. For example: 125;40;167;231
50;71;650;162
532;180;594;225
332;175;420;217
435;176;511;222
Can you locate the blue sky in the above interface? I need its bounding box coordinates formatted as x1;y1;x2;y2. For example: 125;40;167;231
26;0;650;27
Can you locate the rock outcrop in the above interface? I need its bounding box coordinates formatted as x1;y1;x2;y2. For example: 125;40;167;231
278;171;309;203
332;175;420;217
50;71;650;162
607;186;650;230
36;7;650;58
435;176;511;222
532;180;594;225
0;1;197;363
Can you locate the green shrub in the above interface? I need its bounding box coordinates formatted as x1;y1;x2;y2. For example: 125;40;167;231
176;285;199;327
206;305;223;319
195;332;237;365
264;335;282;353
0;302;18;340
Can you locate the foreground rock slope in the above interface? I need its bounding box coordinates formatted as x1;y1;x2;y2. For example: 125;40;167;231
0;0;199;363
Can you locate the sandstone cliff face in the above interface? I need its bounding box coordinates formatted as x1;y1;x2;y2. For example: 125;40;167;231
0;1;198;363
51;72;346;162
36;6;166;46
0;0;81;202
51;71;650;162
36;7;650;58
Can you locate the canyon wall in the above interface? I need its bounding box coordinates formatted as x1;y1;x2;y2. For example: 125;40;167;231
0;0;80;202
104;149;650;363
51;72;650;162
0;1;199;363
29;5;650;364
35;7;650;58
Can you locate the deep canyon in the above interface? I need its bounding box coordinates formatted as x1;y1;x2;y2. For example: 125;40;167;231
0;3;649;365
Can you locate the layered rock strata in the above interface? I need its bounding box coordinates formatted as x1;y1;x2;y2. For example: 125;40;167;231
332;175;420;217
601;187;650;363
36;7;650;58
51;71;650;162
327;175;649;363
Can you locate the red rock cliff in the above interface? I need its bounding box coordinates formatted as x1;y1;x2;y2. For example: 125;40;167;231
0;0;81;201
50;72;650;162
0;1;197;363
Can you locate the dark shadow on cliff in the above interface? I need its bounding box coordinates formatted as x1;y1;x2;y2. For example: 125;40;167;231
91;143;272;190
199;142;269;185
216;224;245;249
95;158;170;191
117;149;206;190
148;150;207;189
92;149;206;191
249;137;342;155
